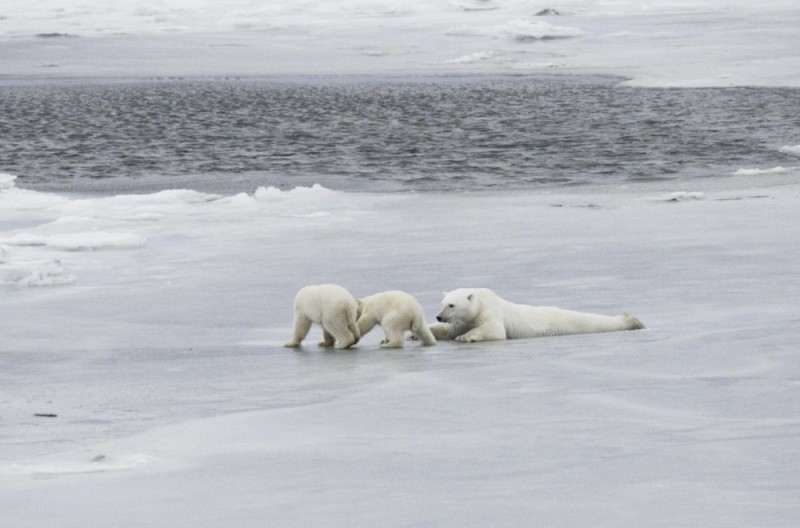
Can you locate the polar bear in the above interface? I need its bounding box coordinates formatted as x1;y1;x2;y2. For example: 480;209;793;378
429;288;645;342
356;290;436;348
284;284;361;349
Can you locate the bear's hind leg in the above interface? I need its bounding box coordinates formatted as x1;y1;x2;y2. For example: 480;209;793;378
332;328;358;349
284;314;312;348
380;326;405;348
623;314;646;330
325;312;358;349
379;313;407;348
318;329;335;348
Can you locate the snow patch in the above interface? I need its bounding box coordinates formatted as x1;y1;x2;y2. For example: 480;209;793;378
445;51;495;64
447;19;584;41
124;212;167;222
0;233;48;246
1;454;154;476
0;173;17;190
779;145;800;156
0;257;76;286
111;189;221;205
658;191;706;202
253;183;335;203
46;232;147;251
1;231;146;251
731;166;792;176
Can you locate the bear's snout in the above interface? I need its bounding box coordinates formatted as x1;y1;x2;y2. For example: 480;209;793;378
436;315;444;322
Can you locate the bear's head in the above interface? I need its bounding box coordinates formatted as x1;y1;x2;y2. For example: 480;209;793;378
436;289;479;324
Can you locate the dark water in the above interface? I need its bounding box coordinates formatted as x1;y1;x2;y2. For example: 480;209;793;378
1;75;798;193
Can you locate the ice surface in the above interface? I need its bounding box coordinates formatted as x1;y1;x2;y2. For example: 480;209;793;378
2;171;800;526
0;0;798;86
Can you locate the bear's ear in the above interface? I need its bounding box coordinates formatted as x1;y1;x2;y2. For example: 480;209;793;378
467;294;473;302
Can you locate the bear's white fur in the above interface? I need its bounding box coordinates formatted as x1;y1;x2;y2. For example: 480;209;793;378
429;288;645;343
356;290;436;348
284;284;360;349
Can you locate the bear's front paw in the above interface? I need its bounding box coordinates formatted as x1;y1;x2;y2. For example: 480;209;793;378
455;334;477;343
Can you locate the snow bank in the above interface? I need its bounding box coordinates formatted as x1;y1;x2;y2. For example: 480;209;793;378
0;177;356;286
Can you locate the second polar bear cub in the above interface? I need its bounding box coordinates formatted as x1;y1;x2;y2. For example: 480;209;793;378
284;284;360;349
357;290;436;348
430;288;645;342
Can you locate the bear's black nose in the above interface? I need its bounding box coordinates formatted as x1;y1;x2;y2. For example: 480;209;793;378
436;316;444;322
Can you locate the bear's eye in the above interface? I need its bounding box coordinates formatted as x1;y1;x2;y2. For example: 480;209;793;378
448;304;455;308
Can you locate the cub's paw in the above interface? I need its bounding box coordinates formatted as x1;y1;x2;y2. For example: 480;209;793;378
455;334;478;343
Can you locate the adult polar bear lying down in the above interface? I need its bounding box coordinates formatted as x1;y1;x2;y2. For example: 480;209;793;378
430;288;645;343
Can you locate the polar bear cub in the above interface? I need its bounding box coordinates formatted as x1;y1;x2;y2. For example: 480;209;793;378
430;288;645;343
284;284;361;349
357;290;436;348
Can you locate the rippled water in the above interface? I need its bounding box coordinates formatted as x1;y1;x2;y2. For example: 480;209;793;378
1;75;798;193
